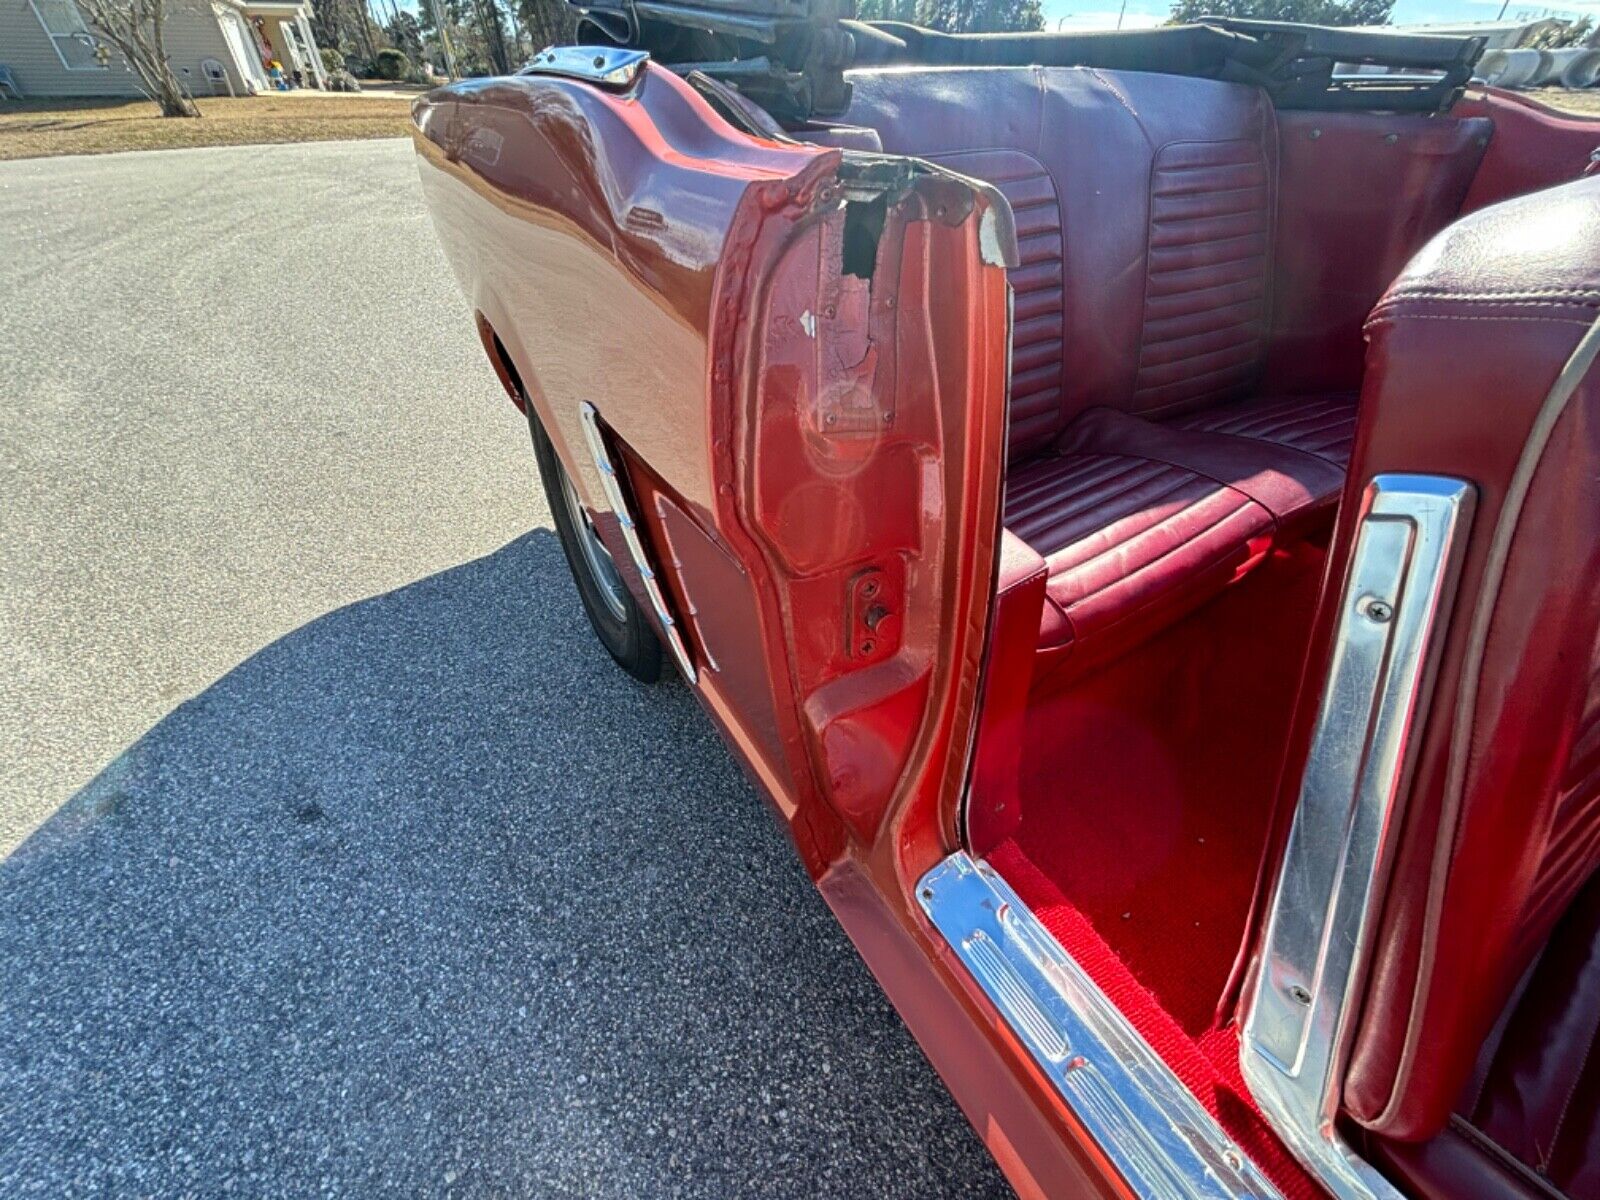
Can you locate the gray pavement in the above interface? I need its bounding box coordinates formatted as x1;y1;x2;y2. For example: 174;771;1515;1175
0;141;1011;1197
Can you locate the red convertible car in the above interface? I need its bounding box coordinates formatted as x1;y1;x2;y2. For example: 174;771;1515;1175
411;12;1600;1197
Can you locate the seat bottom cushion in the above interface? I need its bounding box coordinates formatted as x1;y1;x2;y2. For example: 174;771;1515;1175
1167;392;1360;472
1004;448;1274;672
1004;399;1355;682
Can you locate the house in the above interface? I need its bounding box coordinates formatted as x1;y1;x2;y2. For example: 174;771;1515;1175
0;0;329;99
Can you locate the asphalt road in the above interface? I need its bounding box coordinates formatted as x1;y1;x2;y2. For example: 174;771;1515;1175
0;141;1011;1198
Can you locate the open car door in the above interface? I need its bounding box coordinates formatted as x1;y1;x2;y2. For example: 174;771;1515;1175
412;50;1013;887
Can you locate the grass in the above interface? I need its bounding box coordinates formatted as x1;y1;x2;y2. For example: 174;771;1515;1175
0;93;414;162
1534;86;1600;117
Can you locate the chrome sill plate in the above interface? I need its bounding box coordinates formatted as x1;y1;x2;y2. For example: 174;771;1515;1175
1241;474;1474;1200
578;402;698;683
919;853;1283;1200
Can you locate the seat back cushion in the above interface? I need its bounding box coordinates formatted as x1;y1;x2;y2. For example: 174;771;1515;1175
842;66;1277;455
1374;868;1600;1199
1287;175;1600;1143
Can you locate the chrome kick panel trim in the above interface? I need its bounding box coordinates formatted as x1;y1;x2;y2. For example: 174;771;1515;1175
519;46;650;88
577;402;699;683
919;853;1283;1200
1241;474;1474;1200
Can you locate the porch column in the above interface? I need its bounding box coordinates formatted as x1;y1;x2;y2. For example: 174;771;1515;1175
298;9;328;87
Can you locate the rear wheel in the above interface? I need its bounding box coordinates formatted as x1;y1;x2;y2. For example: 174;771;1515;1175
529;410;663;683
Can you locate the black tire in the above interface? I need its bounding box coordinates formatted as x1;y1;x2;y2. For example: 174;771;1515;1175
528;408;664;683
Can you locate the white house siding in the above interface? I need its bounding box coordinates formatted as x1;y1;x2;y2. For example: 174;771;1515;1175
0;0;140;96
0;0;243;99
157;3;245;98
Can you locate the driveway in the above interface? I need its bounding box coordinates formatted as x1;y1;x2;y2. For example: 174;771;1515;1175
0;141;1011;1197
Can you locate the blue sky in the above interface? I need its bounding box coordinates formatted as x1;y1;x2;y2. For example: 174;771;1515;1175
1040;0;1598;30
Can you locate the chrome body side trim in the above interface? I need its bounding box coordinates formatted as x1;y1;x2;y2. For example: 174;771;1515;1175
919;853;1284;1200
577;401;699;683
1241;474;1475;1200
520;46;650;88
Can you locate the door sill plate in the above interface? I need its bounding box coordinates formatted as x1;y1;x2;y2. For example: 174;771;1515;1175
918;853;1282;1200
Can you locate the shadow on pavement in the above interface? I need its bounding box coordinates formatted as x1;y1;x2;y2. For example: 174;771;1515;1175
0;531;1010;1198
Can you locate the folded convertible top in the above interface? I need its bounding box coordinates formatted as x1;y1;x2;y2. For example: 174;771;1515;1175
562;0;1486;121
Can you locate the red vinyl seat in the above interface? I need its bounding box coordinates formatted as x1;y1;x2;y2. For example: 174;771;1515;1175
840;67;1387;679
1265;174;1600;1195
1166;392;1359;470
1375;867;1600;1200
1003;450;1274;661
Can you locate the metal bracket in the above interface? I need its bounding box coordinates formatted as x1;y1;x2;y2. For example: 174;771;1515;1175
520;45;650;88
845;567;898;661
1240;474;1474;1200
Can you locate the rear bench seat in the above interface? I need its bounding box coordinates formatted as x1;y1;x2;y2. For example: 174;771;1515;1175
840;66;1365;683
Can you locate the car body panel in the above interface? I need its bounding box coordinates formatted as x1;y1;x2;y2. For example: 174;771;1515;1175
411;69;1089;1192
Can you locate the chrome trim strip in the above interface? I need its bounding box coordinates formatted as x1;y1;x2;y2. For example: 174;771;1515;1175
1241;474;1475;1200
520;46;650;88
577;402;699;683
919;853;1284;1200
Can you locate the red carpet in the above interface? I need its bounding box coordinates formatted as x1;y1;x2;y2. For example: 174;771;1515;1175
989;841;1322;1200
1010;543;1326;1033
992;544;1330;1198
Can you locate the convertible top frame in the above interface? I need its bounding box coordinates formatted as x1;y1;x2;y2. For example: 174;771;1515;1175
559;0;1486;120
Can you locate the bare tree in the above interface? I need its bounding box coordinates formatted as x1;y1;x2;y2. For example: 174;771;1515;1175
75;0;200;116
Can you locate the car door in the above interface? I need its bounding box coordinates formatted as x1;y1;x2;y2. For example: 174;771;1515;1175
413;55;1014;877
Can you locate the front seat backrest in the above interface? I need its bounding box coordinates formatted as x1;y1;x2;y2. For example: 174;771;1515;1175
1327;175;1600;1142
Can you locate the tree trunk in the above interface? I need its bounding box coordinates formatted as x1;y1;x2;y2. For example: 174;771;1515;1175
145;0;200;115
80;0;202;117
149;61;200;115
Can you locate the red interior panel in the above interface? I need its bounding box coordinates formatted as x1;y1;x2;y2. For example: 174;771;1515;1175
1455;87;1600;215
1264;110;1490;395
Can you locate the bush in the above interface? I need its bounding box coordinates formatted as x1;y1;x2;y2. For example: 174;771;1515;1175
372;48;410;80
319;46;346;76
326;69;362;92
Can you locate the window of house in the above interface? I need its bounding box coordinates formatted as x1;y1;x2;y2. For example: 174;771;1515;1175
28;0;107;69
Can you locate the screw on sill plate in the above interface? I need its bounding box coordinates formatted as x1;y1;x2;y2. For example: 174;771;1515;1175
1289;984;1313;1006
1362;597;1394;623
